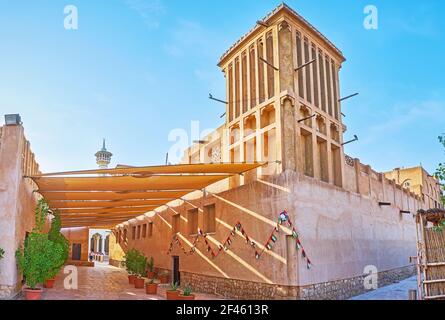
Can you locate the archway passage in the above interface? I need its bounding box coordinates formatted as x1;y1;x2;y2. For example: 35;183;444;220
29;163;263;229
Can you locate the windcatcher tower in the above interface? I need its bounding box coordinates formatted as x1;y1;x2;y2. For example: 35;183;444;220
218;3;347;188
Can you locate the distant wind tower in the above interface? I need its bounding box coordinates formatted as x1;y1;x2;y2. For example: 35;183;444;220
95;139;113;169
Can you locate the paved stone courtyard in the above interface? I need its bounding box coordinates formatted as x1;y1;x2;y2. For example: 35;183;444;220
39;263;222;300
350;276;418;300
17;262;418;300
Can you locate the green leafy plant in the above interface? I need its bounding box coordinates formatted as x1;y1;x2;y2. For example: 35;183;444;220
16;233;64;289
134;252;147;278
124;249;147;277
34;199;50;233
124;249;138;275
436;134;445;206
47;211;70;279
147;256;154;272
182;285;193;296
169;281;179;292
0;247;5;262
15;199;66;289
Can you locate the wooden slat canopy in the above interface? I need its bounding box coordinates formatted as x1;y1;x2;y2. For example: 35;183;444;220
30;163;263;228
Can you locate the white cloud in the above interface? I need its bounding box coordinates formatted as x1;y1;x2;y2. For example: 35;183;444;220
163;19;219;58
361;100;444;144
124;0;166;29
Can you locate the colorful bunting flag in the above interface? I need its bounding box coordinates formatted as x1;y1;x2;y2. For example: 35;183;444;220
165;210;312;271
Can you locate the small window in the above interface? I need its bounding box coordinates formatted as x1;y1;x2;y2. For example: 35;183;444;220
142;224;147;238
203;204;216;233
148;222;153;237
172;215;181;234
187;208;199;235
137;225;141;239
132;226;136;240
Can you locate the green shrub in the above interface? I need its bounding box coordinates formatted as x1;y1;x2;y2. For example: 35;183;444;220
16;233;64;289
47;211;70;278
134;252;147;278
124;249;139;275
0;248;4;260
15;199;66;288
34;199;50;233
124;249;147;277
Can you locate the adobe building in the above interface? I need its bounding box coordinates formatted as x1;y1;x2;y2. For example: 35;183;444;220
385;167;443;210
107;4;439;299
0;117;42;299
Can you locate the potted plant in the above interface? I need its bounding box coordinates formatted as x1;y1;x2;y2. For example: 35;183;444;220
124;249;138;284
45;211;69;289
179;285;196;300
16;233;63;300
145;279;158;295
146;256;155;278
158;270;169;284
133;251;147;289
166;282;180;300
16;199;64;300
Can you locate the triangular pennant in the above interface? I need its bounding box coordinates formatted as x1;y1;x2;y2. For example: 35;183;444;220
292;229;298;239
227;238;232;246
255;251;261;260
231;229;236;237
271;235;278;243
279;211;288;223
236;223;242;231
302;250;306;258
266;242;273;250
250;241;256;248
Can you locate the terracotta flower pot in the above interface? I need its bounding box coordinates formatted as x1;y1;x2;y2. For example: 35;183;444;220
134;277;145;289
147;271;155;279
44;279;56;289
145;283;158;295
24;288;43;300
159;275;169;284
179;294;196;300
166;290;180;300
128;274;137;285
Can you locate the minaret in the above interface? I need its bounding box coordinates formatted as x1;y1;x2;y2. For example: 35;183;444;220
95;139;113;169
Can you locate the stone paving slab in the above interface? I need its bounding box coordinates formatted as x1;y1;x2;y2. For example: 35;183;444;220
350;276;418;300
39;264;222;300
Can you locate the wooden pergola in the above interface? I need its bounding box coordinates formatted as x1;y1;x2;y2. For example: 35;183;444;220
30;163;263;229
415;209;445;300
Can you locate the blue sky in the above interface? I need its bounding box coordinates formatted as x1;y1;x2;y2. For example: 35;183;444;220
0;0;443;174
